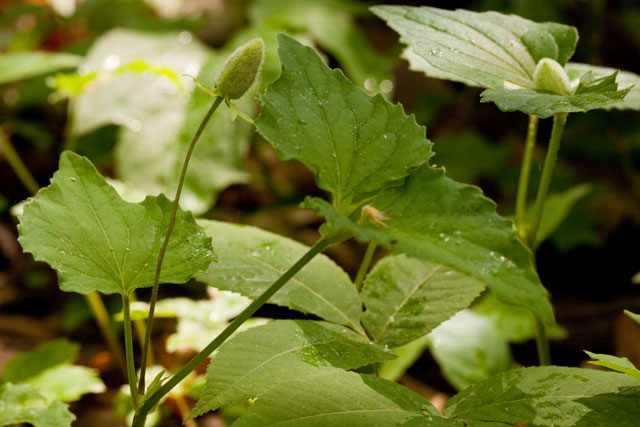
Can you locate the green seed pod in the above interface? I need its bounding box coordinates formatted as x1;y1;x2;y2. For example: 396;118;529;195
215;38;265;100
533;58;573;96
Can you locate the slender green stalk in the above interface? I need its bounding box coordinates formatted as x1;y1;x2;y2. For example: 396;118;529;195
353;242;377;291
535;316;551;365
138;97;224;394
0;128;40;194
132;237;331;427
86;291;127;375
527;112;568;246
131;293;154;366
515;115;539;239
123;293;139;408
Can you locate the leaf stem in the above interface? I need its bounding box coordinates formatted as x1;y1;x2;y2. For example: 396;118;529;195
131;292;154;366
132;237;331;427
123;293;139;408
138;96;224;394
535;315;551;365
353;242;377;291
527;112;568;246
0;127;40;195
515;115;539;239
86;291;127;375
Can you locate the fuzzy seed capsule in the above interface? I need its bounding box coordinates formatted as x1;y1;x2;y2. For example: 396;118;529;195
215;38;265;100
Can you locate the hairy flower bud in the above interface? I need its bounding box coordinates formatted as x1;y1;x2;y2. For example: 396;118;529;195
533;58;573;96
215;38;265;100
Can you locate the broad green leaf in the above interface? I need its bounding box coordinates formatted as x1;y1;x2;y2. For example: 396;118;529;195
2;339;78;383
429;310;513;391
566;63;640;110
403;47;479;87
585;351;640;381
26;365;105;402
361;254;485;347
195;220;363;332
372;6;578;89
445;366;640;426
232;369;460;426
0;52;82;85
480;71;631;118
473;292;567;343
0;383;75;427
378;334;431;381
526;183;592;247
191;320;394;417
256;34;432;213
302;165;554;325
18;152;214;295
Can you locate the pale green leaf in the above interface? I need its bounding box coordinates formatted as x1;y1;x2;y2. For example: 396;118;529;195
26;365;105;402
445;366;640;426
232;369;460;426
0;383;75;427
256;34;432;213
403;47;480;87
18;152;214;295
378;334;431;381
2;339;78;384
195;220;363;332
372;6;578;89
429;310;513;391
302;165;554;325
480;71;631;118
362;254;485;347
585;351;640;381
0;52;82;85
566;63;640;110
625;310;640;325
190;320;394;417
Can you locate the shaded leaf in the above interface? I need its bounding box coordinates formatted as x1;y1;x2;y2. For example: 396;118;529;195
2;339;78;384
26;365;106;402
0;383;75;427
18;152;214;295
429;310;513;391
256;34;432;213
191;320;394;417
566;63;640;110
302;165;554;324
232;369;460;426
378;334;431;381
195;220;363;332
445;366;640;426
372;5;577;89
585;351;640;381
0;52;81;85
361;254;485;347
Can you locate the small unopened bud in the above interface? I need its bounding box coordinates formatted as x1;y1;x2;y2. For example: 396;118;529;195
215;38;265;100
533;58;573;96
361;205;390;227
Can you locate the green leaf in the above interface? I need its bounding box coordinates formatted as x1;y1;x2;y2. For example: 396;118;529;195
626;310;640;325
2;339;78;383
361;254;485;347
566;63;640;110
378;334;431;381
232;369;460;426
372;5;578;89
480;71;631;118
195;220;363;332
191;320;395;417
445;366;640;426
256;34;432;213
585;351;640;381
302;165;554;325
429;310;513;391
0;52;82;85
26;365;105;402
18;152;214;295
0;383;75;427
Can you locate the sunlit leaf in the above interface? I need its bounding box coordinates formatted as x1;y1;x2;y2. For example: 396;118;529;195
585;351;640;381
0;52;82;85
18;152;214;295
26;365;106;402
0;383;75;427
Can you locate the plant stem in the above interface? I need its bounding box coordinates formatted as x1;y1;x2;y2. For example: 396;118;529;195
527;113;568;246
86;291;127;375
353;242;377;291
132;237;331;427
0;128;40;195
535;316;551;365
123;293;138;408
515;115;539;239
131;292;154;366
138;96;223;394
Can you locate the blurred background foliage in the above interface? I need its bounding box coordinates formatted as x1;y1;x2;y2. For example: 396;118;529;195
0;0;639;425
